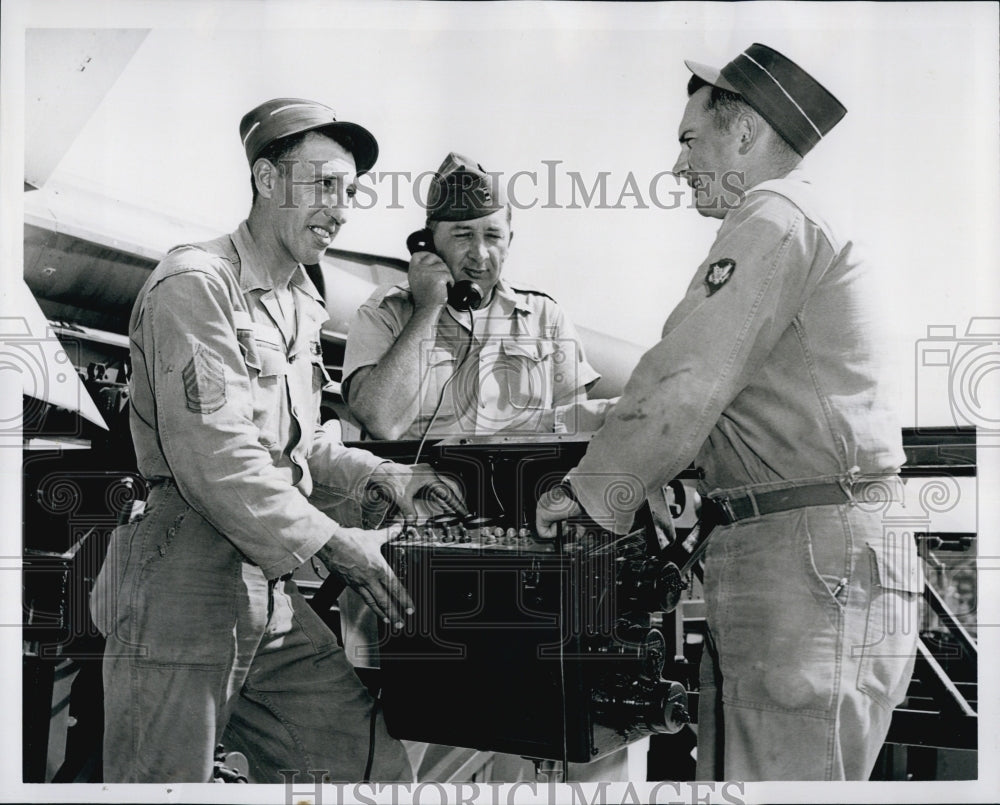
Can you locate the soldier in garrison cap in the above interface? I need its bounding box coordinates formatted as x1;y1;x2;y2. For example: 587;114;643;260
342;154;636;781
343;152;607;442
538;44;919;780
91;98;467;783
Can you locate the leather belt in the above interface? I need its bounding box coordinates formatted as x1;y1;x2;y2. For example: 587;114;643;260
709;481;889;525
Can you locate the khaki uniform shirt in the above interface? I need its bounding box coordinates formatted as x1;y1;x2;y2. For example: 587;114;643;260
569;171;906;532
343;279;600;438
128;221;385;579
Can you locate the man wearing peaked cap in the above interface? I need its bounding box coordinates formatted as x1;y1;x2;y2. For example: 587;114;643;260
685;43;847;158
92;98;468;782
239;97;379;174
538;45;917;780
343;151;605;442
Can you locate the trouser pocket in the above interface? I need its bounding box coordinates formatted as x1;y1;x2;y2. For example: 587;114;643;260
90;520;141;637
856;539;923;708
108;486;242;668
130;507;243;668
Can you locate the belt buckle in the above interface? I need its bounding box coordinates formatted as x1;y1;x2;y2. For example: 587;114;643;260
714;496;737;524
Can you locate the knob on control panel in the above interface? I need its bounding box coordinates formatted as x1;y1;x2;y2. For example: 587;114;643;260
647;680;691;734
611;625;667;681
619;557;688;613
591;678;690;735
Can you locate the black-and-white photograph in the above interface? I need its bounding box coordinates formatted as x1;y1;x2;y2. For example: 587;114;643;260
2;1;997;803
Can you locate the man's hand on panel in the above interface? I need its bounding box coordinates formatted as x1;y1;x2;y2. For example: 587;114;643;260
535;481;584;538
315;525;413;628
365;461;469;526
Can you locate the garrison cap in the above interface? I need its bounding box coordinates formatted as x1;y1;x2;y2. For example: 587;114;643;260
239;98;379;175
685;44;846;156
426;152;507;222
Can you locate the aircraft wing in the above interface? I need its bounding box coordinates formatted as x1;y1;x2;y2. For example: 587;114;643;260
3;279;108;430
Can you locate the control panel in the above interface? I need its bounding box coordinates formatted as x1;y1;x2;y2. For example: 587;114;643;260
355;437;695;763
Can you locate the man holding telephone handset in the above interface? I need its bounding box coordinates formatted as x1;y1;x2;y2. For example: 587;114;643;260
342;153;635;780
343;152;602;441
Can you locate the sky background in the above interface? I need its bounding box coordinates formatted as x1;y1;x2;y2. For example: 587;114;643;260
11;0;999;429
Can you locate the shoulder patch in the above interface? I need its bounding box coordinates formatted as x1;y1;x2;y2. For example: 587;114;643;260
705;259;736;295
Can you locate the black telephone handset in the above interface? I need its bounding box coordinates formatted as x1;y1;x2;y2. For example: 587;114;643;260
406;228;484;312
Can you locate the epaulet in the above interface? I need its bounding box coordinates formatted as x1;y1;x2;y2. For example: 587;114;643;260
506;282;555;302
366;281;412;307
166;233;238;262
750;174;840;247
153;235;238;285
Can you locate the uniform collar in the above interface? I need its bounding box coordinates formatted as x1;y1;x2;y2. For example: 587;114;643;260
747;167;811;196
231;220;325;305
386;276;532;316
489;278;532;316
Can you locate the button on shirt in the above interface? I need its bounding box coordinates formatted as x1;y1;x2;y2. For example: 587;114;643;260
343;279;600;438
568;171;906;532
128;221;385;579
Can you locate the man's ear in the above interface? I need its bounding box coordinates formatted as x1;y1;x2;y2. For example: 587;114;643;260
252;158;276;199
736;113;758;156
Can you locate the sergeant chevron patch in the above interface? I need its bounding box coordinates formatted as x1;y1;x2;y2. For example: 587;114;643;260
183;343;226;414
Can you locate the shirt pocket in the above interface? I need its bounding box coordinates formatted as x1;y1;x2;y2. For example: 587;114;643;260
420;346;459;416
237;330;288;448
498;338;557;410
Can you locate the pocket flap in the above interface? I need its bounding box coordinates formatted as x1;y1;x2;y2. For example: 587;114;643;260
233;310;254;332
258;346;288;378
868;541;924;594
500;338;556;362
236;331;261;371
422;346;456;369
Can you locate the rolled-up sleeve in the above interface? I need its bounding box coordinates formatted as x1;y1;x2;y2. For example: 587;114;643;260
569;193;818;532
341;290;403;401
549;303;601;404
140;269;364;578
